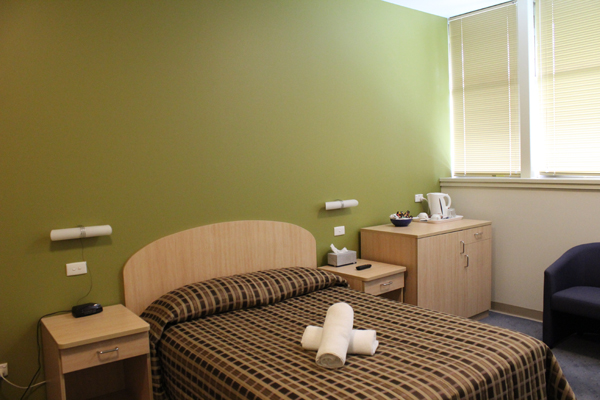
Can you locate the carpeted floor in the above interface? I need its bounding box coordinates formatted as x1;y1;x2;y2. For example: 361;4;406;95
479;311;600;400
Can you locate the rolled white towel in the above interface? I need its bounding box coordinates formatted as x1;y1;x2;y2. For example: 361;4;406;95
315;302;354;369
301;326;379;355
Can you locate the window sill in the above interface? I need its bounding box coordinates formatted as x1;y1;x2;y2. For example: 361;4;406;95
440;176;600;191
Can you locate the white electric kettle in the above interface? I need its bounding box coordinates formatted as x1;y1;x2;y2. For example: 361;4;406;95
427;192;452;218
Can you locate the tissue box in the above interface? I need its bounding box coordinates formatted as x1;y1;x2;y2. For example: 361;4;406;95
327;251;357;267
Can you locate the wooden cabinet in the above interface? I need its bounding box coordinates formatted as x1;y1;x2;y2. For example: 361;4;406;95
320;259;406;302
41;304;152;400
361;219;491;318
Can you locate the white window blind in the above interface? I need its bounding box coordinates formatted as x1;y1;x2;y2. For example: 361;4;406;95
538;0;600;176
450;2;520;176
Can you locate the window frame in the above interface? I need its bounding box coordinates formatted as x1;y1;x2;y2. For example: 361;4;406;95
449;0;542;180
449;1;522;177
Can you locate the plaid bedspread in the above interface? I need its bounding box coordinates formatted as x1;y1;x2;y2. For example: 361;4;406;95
142;267;575;400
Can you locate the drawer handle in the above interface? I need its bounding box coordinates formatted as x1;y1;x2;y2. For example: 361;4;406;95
460;240;465;254
380;281;393;290
98;347;119;355
474;232;483;239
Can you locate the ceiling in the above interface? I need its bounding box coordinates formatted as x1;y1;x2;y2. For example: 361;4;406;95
381;0;508;18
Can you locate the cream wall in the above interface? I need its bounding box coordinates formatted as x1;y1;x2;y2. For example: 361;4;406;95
442;183;600;314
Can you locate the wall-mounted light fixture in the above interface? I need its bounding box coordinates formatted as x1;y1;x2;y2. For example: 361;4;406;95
325;199;359;211
50;225;112;241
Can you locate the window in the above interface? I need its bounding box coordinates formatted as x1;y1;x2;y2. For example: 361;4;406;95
449;2;520;176
538;0;600;176
450;0;600;178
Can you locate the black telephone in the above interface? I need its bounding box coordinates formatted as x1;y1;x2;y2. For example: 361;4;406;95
72;303;103;318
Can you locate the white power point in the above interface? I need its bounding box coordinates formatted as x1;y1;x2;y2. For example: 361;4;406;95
0;362;7;377
66;261;87;276
334;226;345;236
415;194;424;202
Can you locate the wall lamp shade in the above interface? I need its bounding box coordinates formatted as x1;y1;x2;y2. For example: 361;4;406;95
50;225;112;241
325;199;359;211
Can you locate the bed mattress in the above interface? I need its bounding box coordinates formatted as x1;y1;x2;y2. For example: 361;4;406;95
142;267;575;400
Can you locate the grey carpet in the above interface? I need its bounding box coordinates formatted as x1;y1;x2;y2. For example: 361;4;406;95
479;311;600;400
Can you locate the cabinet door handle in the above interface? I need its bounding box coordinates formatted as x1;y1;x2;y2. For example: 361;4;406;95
98;347;119;355
460;240;465;254
464;255;469;268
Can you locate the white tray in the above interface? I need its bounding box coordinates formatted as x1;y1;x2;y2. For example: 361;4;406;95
413;215;464;224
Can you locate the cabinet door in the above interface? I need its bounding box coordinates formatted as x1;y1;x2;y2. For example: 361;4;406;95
459;238;492;317
417;231;462;315
457;226;492;317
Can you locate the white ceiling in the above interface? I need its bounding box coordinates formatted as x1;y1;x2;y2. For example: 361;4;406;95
381;0;508;18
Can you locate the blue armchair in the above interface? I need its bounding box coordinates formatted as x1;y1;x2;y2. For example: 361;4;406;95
543;243;600;348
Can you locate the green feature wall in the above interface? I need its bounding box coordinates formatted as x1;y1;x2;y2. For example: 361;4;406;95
0;0;449;397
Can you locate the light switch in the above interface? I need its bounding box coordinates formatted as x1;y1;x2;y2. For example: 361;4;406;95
66;261;87;276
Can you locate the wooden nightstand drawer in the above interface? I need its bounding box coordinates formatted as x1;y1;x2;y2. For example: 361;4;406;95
320;260;406;301
364;273;404;295
61;331;149;374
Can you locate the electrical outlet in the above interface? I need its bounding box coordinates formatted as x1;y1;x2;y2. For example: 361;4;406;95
415;194;424;202
334;226;345;236
66;261;87;276
0;363;7;377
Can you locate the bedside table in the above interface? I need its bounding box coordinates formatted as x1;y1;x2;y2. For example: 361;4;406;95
320;259;407;302
41;304;152;400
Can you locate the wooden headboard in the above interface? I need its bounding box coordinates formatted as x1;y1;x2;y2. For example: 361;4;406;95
123;220;317;314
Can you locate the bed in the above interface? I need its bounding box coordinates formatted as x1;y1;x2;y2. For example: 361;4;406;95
123;220;576;400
